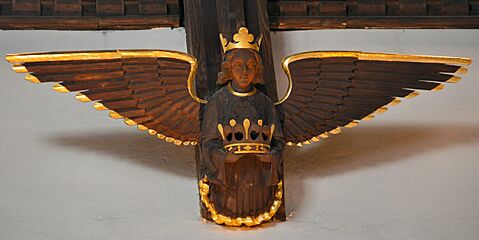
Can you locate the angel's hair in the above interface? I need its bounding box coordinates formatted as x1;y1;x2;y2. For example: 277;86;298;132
217;49;264;86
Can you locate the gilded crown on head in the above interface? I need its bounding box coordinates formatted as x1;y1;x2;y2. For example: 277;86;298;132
220;27;262;53
217;118;274;154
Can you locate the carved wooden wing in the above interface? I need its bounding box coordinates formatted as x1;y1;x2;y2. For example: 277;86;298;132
6;50;200;145
280;51;471;146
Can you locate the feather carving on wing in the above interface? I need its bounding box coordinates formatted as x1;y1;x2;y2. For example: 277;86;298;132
279;51;472;146
5;49;473;148
5;50;200;146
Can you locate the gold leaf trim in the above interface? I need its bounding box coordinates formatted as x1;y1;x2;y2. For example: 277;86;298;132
282;51;472;69
148;129;157;135
75;93;91;103
344;121;359;128
123;118;138;126
52;83;69;93
199;176;282;227
6;50;198;147
6;51;121;63
243;119;250;140
282;51;470;146
329;127;341;134
362;115;375;121
388;98;401;106
13;65;28;73
217;124;225;140
446;76;462;83
93;102;107;111
108;110;191;146
227;82;257;97
24;74;40;83
431;84;445;92
287;70;467;147
405;91;420;99
373;107;388;114
108;110;122;119
124;118;137;126
137;124;148;131
455;67;468;74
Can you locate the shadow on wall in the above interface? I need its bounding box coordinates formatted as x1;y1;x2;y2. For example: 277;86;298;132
47;123;479;212
283;123;479;213
47;130;197;178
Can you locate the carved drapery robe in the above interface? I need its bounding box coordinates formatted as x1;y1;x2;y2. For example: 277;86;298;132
200;86;284;218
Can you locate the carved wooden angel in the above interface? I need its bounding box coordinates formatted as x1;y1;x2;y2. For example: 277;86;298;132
5;27;471;227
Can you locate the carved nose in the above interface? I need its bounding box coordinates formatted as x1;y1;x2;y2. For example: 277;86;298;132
242;65;248;73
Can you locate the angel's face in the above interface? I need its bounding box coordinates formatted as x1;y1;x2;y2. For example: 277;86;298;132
230;50;257;90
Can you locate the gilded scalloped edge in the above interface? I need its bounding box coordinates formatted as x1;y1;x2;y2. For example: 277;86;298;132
24;74;40;83
36;83;197;146
105;111;197;146
199;176;282;227
93;102;108;111
282;51;471;147
13;65;28;73
115;111;197;146
52;83;69;93
288;69;469;147
7;50;469;148
75;93;91;103
446;76;461;83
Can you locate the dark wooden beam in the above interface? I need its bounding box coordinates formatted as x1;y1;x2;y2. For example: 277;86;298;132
183;0;285;222
269;16;479;30
183;0;222;220
0;16;179;30
183;0;222;100
216;0;245;39
244;0;284;221
268;0;479;30
0;0;180;30
1;0;479;30
245;0;278;101
99;15;178;30
0;16;98;30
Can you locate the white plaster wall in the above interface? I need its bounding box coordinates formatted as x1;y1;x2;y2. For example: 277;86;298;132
0;28;478;239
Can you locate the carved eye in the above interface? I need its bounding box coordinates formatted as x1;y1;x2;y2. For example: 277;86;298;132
226;133;233;141
235;132;243;141
250;131;259;140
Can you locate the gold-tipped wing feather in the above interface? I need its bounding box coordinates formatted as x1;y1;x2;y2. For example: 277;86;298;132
280;51;472;146
6;50;200;145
